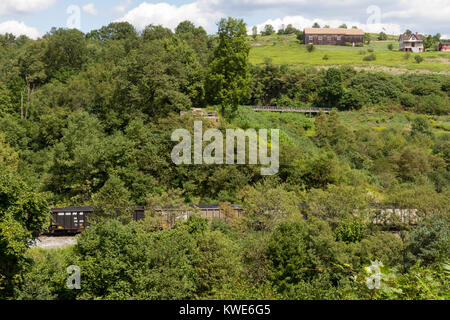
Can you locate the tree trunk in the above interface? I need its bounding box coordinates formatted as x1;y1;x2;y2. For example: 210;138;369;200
20;90;24;119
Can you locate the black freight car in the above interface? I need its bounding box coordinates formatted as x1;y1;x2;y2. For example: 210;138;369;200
49;204;242;233
50;206;92;233
49;206;145;233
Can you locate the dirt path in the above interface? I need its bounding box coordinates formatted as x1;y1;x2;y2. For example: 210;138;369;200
31;236;77;249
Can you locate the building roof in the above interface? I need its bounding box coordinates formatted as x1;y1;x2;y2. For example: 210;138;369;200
303;28;364;35
399;32;424;41
51;204;242;212
51;206;94;212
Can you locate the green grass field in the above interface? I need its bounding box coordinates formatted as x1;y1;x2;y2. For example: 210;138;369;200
337;111;450;135
249;34;450;73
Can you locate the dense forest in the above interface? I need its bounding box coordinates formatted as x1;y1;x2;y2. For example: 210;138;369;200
0;18;449;300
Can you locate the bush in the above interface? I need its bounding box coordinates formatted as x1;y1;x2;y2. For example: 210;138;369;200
414;55;424;63
355;43;364;47
411;82;441;96
266;218;347;294
378;32;388;40
399;93;416;109
73;220;198;300
387;43;394;50
359;50;366;55
306;44;315;52
363;53;376;61
335;219;367;243
441;80;450;92
405;216;450;268
417;94;449;115
367;48;374;53
338;88;366;110
322;54;329;60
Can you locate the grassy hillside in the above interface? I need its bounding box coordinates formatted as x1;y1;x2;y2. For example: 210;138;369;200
249;34;450;73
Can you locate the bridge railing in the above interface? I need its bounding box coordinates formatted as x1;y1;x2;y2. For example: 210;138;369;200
251;106;332;113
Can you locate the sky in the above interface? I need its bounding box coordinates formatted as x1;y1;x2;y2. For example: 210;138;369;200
0;0;449;39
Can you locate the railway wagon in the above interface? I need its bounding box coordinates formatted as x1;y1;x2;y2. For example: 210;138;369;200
49;206;145;233
49;204;242;233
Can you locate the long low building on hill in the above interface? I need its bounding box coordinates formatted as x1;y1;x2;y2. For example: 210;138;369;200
303;27;364;46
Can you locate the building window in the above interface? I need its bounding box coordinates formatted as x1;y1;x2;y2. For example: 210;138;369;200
309;36;313;40
318;36;323;41
327;36;331;41
337;36;341;40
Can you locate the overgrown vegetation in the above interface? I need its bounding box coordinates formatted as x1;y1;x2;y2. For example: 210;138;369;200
0;19;448;300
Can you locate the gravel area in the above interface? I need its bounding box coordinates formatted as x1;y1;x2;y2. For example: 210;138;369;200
31;236;77;249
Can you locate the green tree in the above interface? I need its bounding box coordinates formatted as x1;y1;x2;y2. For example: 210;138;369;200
252;26;258;40
0;170;49;299
44;28;87;79
261;24;275;36
238;179;302;231
86;22;138;41
378;32;388;40
73;220;197;299
207;17;250;117
91;173;134;225
318;68;344;108
193;230;241;295
405;216;450;268
142;24;173;41
17;39;47;119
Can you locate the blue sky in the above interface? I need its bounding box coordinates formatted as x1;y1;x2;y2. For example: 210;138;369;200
0;1;449;39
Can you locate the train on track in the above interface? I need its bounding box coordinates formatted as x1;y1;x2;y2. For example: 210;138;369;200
48;202;421;234
49;204;243;233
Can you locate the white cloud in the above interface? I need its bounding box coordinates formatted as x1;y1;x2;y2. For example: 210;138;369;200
0;0;56;16
116;0;449;36
252;15;403;35
82;3;98;16
0;20;41;39
117;1;223;32
113;0;133;14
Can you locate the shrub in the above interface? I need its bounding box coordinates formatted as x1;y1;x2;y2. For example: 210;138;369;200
378;32;388;40
405;216;450;268
412;82;441;96
367;48;374;53
363;53;376;61
417;94;449;115
335;219;367;243
387;43;394;50
306;44;315;52
355;43;363;47
344;42;353;46
442;80;450;92
359;49;366;55
399;93;416;109
338;88;366;110
322;54;329;60
414;55;424;63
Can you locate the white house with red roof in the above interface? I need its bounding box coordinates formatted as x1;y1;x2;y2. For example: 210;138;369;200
398;32;424;52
